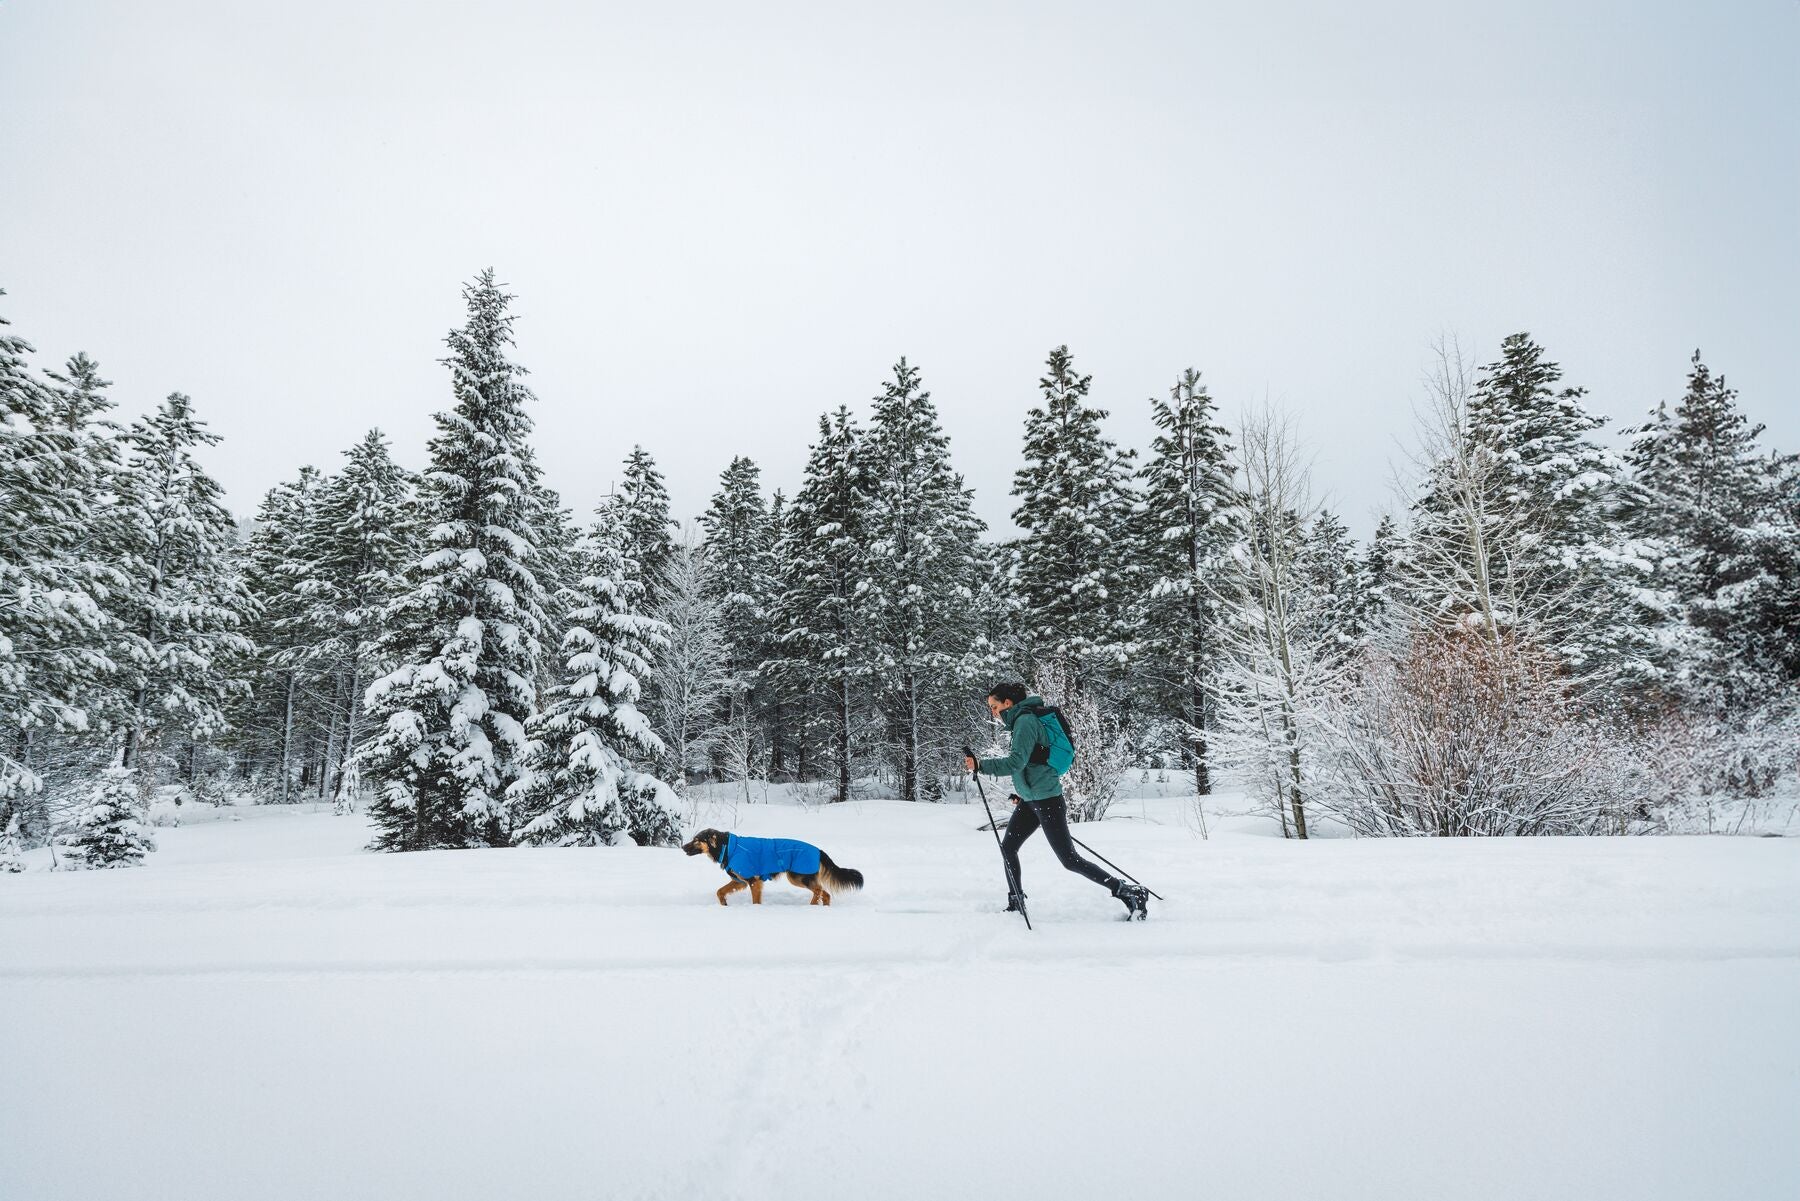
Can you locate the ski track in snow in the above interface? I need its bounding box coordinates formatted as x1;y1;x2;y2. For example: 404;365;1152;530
3;798;1798;1201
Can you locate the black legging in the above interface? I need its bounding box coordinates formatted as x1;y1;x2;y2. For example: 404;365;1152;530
1000;796;1119;895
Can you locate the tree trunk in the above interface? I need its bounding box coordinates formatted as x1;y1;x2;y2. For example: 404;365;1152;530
320;707;340;802
333;661;361;802
769;697;786;781
122;538;168;771
835;674;851;804
411;775;429;851
278;671;296;804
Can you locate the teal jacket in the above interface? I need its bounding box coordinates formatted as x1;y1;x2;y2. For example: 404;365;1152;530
976;695;1063;802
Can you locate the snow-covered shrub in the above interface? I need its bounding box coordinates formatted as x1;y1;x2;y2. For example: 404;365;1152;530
58;768;157;868
1629;700;1800;833
1031;657;1134;823
1;813;24;873
146;786;191;828
1320;627;1639;836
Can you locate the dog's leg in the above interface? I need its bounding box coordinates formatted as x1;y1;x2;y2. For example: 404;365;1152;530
749;878;764;905
787;873;823;905
716;879;748;906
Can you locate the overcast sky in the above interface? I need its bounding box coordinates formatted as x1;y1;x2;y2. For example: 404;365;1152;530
3;1;1795;538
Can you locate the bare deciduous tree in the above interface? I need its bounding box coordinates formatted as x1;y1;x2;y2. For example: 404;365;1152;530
644;532;733;793
1209;404;1338;838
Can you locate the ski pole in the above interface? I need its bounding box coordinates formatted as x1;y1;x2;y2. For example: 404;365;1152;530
964;745;1031;931
1067;832;1164;900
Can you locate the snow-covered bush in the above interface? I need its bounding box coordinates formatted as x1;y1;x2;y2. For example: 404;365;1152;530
58;768;157;868
1628;700;1800;833
1320;627;1640;836
1032;657;1133;823
1;812;24;872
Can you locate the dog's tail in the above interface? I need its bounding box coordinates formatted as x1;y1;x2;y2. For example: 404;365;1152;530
818;851;864;894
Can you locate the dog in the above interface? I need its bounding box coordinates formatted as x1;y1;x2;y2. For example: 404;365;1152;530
680;828;864;907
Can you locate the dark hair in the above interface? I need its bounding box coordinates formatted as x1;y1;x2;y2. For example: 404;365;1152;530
987;682;1027;704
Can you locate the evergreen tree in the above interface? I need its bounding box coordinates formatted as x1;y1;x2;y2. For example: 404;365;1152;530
513;498;678;846
700;455;773;678
59;767;155;868
1011;345;1139;675
762;488;799;780
859;359;984;802
0;304;117;800
359;271;549;851
1358;513;1402;634
1409;333;1654;688
772;407;866;801
110;392;253;773
231;467;325;801
296;430;416;806
699;455;775;776
1135;368;1238;794
529;481;582;693
1295;508;1362;661
1467;333;1653;682
43;352;123;560
616;446;676;595
1622;351;1800;709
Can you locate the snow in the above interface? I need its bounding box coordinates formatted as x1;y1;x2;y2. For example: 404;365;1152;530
2;797;1797;1201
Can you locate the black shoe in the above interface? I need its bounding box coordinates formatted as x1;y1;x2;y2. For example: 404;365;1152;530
1006;891;1028;913
1116;882;1149;921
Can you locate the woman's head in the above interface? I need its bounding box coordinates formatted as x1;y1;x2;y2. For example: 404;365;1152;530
986;681;1027;718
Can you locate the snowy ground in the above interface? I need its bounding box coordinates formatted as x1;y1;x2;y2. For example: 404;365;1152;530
2;797;1797;1201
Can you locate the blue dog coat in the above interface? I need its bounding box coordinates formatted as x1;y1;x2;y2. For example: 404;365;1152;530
720;834;822;879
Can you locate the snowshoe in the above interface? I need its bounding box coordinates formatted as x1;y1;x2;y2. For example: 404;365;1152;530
1116;882;1149;921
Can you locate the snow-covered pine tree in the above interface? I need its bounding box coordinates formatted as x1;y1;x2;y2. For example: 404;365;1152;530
1467;333;1656;685
230;467;325;802
772;407;866;802
513;497;678;846
359;271;549;851
1622;350;1800;711
699;455;775;779
1295;508;1363;663
295;430;416;808
644;533;733;791
1403;335;1656;691
1011;345;1139;676
859;359;985;802
616;446;676;598
1;304;117;803
529;481;582;694
110;392;253;775
1134;368;1239;795
763;488;802;780
1357;513;1402;636
58;767;155;869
